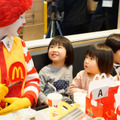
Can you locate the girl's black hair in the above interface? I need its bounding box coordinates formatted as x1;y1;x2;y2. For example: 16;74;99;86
47;36;74;67
86;43;113;74
105;34;120;53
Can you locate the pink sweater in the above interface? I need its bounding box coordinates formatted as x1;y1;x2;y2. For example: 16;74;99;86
70;70;113;95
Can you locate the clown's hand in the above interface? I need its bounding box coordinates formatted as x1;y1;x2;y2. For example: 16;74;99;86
0;84;8;102
0;97;31;115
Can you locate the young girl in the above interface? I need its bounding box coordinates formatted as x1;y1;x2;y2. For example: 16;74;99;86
38;36;74;105
105;34;120;80
70;43;113;95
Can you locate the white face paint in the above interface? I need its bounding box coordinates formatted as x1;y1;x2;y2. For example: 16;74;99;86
4;12;26;37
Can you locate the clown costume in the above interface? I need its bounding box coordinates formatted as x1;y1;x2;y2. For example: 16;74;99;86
0;0;40;115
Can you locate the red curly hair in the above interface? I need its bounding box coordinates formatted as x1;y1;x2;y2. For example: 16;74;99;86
0;0;33;27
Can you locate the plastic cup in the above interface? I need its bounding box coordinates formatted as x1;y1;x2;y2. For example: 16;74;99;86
47;93;62;107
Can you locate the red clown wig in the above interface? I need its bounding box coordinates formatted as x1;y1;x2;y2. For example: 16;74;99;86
0;0;33;27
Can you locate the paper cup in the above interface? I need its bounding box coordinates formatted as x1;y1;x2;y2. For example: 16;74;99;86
47;93;62;107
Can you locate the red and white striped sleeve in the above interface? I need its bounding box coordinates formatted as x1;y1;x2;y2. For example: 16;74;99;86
21;40;40;106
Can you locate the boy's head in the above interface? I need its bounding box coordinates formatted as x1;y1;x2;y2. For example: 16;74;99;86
48;36;74;67
105;34;120;64
0;0;33;28
86;43;113;74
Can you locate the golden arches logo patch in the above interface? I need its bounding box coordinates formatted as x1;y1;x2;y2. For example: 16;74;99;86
9;62;25;83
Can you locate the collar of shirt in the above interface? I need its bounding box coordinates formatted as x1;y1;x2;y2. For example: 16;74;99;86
1;36;13;52
113;63;120;74
114;63;120;68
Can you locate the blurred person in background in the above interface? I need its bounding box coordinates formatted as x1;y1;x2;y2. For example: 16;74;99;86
57;0;91;35
89;0;119;32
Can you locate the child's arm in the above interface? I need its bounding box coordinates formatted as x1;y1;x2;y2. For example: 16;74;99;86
69;71;87;95
38;68;49;105
38;91;48;105
65;65;73;95
70;77;87;95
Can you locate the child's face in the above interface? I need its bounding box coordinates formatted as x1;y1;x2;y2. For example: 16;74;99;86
48;44;67;64
3;12;26;37
84;55;100;75
114;50;120;64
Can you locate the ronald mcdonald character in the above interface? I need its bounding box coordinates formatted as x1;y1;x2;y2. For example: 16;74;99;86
0;0;40;115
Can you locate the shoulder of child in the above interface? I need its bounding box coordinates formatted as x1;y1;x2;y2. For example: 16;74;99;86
76;70;86;78
39;64;50;74
66;65;73;69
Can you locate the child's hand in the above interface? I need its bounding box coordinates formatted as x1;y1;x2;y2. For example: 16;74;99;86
43;99;48;105
82;90;87;93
